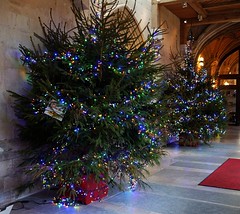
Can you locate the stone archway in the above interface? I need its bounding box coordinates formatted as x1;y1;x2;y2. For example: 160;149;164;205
112;4;144;46
194;23;240;125
194;23;240;71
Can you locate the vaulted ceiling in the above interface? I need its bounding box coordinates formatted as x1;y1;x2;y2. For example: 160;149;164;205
158;0;240;76
158;0;240;43
158;0;240;26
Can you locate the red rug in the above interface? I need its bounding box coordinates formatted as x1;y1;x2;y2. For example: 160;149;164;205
199;158;240;191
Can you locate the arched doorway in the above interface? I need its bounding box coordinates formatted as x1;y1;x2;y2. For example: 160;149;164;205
217;48;240;125
194;24;240;125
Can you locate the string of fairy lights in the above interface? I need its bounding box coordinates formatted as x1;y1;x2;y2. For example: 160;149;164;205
161;37;227;143
20;22;163;206
15;0;226;208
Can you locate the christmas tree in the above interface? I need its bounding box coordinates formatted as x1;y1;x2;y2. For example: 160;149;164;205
158;34;227;146
9;0;167;204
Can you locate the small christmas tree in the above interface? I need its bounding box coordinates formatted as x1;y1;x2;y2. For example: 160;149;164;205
158;34;227;146
9;0;166;204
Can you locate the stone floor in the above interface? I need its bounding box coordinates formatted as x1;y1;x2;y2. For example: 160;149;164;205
8;126;240;214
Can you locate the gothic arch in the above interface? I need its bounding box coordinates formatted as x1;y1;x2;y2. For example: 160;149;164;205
194;23;240;68
112;4;144;46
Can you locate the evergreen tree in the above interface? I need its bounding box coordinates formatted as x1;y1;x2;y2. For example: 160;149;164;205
9;0;166;203
158;36;227;145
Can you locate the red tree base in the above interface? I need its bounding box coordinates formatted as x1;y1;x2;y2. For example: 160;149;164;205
59;175;108;205
77;175;108;205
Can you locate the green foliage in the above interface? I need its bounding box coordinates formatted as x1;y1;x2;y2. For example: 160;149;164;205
9;0;167;196
158;46;227;145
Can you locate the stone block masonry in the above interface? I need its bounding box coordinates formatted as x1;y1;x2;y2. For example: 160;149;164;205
0;0;75;207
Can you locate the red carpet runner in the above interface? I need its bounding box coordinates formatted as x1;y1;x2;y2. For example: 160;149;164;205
199;158;240;191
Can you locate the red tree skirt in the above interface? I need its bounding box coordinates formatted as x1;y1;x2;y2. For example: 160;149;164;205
77;175;108;205
59;175;108;205
199;158;240;191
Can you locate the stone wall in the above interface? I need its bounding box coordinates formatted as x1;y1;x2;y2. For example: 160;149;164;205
0;0;75;206
119;0;153;39
158;5;180;65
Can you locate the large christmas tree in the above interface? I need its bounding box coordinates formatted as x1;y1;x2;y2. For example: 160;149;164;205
158;35;227;146
9;0;166;204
